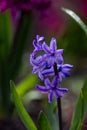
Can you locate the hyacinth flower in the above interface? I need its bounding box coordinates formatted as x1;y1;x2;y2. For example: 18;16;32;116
32;35;45;57
39;63;73;81
42;38;64;66
30;35;73;130
30;35;73;105
30;35;73;100
30;54;52;80
30;35;73;81
36;76;68;103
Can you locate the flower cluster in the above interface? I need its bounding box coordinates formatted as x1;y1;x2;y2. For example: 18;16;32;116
30;35;73;103
0;0;51;12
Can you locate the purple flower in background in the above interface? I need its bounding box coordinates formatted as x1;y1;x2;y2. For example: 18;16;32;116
42;38;64;66
0;0;51;12
36;76;68;103
0;1;31;11
30;0;51;11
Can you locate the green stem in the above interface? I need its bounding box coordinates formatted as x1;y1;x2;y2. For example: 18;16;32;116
53;63;63;130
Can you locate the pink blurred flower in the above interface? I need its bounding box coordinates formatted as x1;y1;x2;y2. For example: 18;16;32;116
38;9;66;36
0;0;51;12
79;0;87;19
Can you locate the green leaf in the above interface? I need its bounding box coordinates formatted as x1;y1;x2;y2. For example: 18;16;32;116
8;11;33;79
38;111;52;130
70;80;87;130
16;75;39;97
46;100;58;130
10;80;37;130
0;11;12;59
62;7;87;34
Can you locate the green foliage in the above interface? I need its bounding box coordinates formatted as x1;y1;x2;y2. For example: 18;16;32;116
59;8;87;59
11;80;37;130
0;11;12;59
46;100;58;130
16;75;39;97
8;11;33;80
62;8;87;35
38;111;52;130
0;11;33;116
0;11;12;115
70;80;87;130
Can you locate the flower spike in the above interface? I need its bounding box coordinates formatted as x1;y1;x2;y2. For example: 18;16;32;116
30;35;73;103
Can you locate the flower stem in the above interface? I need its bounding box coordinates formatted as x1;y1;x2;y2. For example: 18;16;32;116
57;98;63;130
53;63;63;130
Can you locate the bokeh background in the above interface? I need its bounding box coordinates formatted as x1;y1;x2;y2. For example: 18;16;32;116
0;0;87;130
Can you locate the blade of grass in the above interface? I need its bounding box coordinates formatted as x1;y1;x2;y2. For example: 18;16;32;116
62;7;87;35
38;111;52;130
11;80;37;130
16;75;39;97
70;80;87;130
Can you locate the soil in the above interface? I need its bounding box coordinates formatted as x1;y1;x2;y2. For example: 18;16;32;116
0;118;26;130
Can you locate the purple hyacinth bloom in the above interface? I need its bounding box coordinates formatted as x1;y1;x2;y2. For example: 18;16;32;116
30;54;51;80
30;35;73;81
42;38;64;66
33;35;45;50
38;63;73;81
36;76;68;103
57;64;73;81
32;35;45;57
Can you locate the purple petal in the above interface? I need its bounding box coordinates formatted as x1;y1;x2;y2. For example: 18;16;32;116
33;35;44;50
47;57;55;66
31;55;45;66
33;39;37;48
36;85;49;93
44;78;51;88
62;64;73;69
56;49;64;54
42;67;54;77
37;35;45;42
58;88;68;94
55;54;64;64
32;66;38;73
36;35;40;41
55;90;66;97
42;42;51;54
30;54;35;66
62;71;70;77
50;38;56;52
48;92;53;103
58;73;63;81
52;76;59;88
38;72;44;80
54;90;61;98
